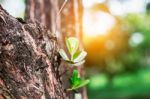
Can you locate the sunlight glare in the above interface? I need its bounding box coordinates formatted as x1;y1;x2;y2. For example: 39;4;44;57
82;0;105;8
83;11;116;37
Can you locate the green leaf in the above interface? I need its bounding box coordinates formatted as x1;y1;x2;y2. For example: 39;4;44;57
73;51;87;63
59;49;69;61
70;70;81;86
72;70;78;79
66;37;79;55
72;79;90;90
69;70;90;91
73;51;81;61
73;78;81;86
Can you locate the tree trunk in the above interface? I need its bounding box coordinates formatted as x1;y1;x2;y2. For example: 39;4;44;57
25;0;73;98
25;0;63;46
25;0;58;32
0;5;69;99
25;0;87;98
60;1;88;99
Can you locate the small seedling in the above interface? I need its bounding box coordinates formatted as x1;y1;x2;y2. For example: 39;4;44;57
54;0;89;92
67;70;90;91
59;37;89;91
59;37;87;66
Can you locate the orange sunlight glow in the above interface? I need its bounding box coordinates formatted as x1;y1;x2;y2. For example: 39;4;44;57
83;11;116;38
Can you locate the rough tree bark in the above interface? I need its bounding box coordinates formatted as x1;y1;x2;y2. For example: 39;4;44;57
0;0;87;98
25;0;63;45
25;0;73;98
0;5;69;99
25;0;87;99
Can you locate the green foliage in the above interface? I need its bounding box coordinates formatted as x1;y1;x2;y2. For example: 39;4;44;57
59;37;89;91
68;70;90;91
59;37;87;66
66;37;79;56
59;49;69;61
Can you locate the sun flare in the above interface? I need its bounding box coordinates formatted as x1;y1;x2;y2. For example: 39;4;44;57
83;11;116;37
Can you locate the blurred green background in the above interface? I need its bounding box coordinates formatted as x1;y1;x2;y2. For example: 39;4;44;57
1;0;150;99
82;0;150;99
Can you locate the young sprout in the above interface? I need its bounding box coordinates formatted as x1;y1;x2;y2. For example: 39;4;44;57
68;70;90;91
59;37;89;91
59;37;87;66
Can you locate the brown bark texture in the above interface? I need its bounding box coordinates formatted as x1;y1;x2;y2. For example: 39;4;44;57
25;0;73;98
60;0;83;39
0;5;69;99
25;0;64;50
25;0;61;40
